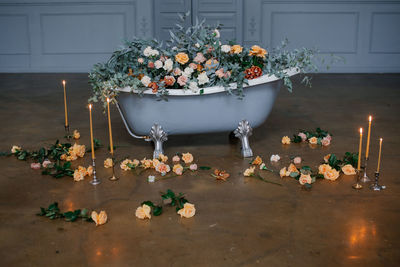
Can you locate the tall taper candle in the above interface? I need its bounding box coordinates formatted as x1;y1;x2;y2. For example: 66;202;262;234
366;116;372;158
377;138;383;172
106;98;114;155
89;104;95;160
62;80;68;127
357;128;363;170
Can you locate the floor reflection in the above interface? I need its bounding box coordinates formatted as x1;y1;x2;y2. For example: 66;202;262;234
347;217;377;260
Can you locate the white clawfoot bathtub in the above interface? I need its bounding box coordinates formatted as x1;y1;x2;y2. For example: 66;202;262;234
116;68;298;158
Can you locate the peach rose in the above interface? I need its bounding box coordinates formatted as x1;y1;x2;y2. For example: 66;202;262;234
281;136;291;145
177;203;196;218
249;45;267;58
299;173;312;185
164;76;176;86
324;168;340;181
309;137;318;145
42;160;52;168
104;158;113;168
189;63;197;69
175;52;189;65
152;159;160;168
182;152;194;164
244;166;255;177
252;156;263;165
158;154;168;163
121;159;134;171
73;129;80;139
140;158;153;169
11;145;21;154
71;143;85;158
193;52;206;63
279;167;289;178
155;162;171;175
324;154;331;163
342;164;356;175
215;68;225;78
91;210;107;226
173;164;184;175
135;204;151;219
230;44;243;54
73;166;86;182
318;164;332;175
86;165;93;176
177;75;188;86
204;58;219;70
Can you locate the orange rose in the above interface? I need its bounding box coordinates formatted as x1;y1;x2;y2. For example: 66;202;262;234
281;136;291;145
175;52;189;65
309;137;318;145
299;173;312;185
181;152;194;164
252;156;263;165
204;58;219;70
148;82;158;93
163;76;175;86
249;45;267;58
288;163;298;173
230;45;243;54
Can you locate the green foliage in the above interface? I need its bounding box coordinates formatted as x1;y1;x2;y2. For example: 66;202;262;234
37;202;92;222
87;138;102;152
161;189;188;211
199;166;211;170
42;161;74;178
326;152;358;170
140;201;163;216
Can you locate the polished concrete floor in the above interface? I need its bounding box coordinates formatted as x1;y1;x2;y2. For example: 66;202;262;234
0;73;399;267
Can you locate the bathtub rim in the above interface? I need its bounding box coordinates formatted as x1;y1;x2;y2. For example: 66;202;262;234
116;67;299;96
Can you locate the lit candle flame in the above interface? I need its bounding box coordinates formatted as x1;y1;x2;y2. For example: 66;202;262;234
360;128;363;134
369;115;372;122
89;104;92;109
62;80;66;85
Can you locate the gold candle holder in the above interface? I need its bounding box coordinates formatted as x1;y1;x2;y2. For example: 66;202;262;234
109;156;118;181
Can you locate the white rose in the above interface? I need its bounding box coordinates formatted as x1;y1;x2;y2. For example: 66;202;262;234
214;29;220;38
188;81;198;92
141;75;151;87
143;46;153;57
195;43;200;48
155;60;163;69
183;67;194;77
163;58;173;72
150;49;159;57
270;154;280;162
148;175;155;183
221;45;231;53
197;72;209;85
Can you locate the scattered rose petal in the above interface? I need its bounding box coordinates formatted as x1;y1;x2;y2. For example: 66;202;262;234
30;163;41;170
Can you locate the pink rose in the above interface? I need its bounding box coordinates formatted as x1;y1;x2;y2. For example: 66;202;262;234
189;164;198;171
42;160;52;168
322;137;331;146
293;157;302;164
173;68;182;76
189;63;197;69
215;68;225;78
325;134;332;141
177;75;188;86
148;61;154;68
224;71;231;79
138;58;144;64
298;132;307;141
172;155;180;162
193;53;206;63
31;163;41;170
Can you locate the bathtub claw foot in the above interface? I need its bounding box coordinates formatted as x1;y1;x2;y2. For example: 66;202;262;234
234;120;253;158
148;124;168;159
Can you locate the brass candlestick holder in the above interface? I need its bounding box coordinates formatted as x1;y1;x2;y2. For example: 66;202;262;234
352;169;363;190
360;157;371;183
109;156;118;181
90;158;101;185
370;171;386;191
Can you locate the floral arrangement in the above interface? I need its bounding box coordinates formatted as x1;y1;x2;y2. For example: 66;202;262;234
89;14;317;105
281;128;332;146
136;189;195;219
